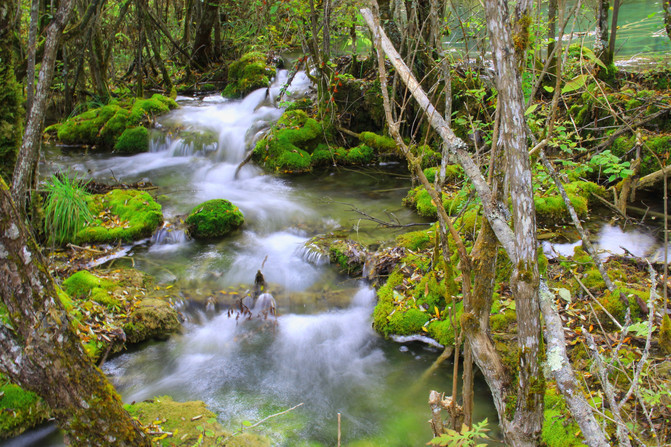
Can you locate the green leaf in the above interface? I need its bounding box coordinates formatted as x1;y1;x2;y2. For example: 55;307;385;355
543;85;555;93
561;74;588;94
525;103;539;116
242;420;253;427
627;322;654;337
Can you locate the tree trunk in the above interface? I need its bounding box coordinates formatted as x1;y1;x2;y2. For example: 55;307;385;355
0;0;23;184
11;0;75;214
25;0;39;116
595;0;610;62
483;0;543;443
665;0;671;41
608;0;620;62
191;0;219;69
0;179;151;446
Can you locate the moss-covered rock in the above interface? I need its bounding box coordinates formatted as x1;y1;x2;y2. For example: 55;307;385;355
53;94;177;150
76;189;163;244
125;396;270;447
358;132;396;153
252;110;324;174
223;52;277;98
0;374;50;440
62;270;120;308
186;199;244;239
114;126;149;154
124;299;182;344
423;165;463;183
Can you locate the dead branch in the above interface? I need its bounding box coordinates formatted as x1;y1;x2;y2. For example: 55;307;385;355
327;200;431;228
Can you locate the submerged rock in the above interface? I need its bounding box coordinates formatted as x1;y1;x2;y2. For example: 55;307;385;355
125;396;270;446
305;233;369;277
186;199;245;240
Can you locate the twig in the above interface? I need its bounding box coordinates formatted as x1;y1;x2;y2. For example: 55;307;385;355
570;270;623;330
327;199;431;228
220;403;304;443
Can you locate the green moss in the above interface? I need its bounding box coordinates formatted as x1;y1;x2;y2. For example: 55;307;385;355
125;396;269;447
63;270;115;297
597;286;646;326
535;181;605;224
328;240;366;276
114;126;149;154
414;271;446;309
358;132;396;152
423;165;462;183
345;144;374;165
396;228;434;251
542;387;582;446
76;189;163;244
491;309;517;331
54;95;176;150
186;199;244;239
124;299;181;344
252;111;324;173
0;375;50;440
387;307;430;334
223;52;276;98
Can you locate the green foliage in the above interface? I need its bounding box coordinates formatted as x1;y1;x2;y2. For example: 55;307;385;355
590;150;634;182
186;199;245;239
62;270;121;309
428;419;490;446
423;165;463;183
43;172;94;246
345;144;374;165
114;126;149;154
396;228;434;251
76;189;163;244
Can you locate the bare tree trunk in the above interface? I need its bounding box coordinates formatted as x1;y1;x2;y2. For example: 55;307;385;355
0;180;151;446
11;0;75;213
135;0;144;97
608;0;620;62
665;0;671;41
25;0;39;115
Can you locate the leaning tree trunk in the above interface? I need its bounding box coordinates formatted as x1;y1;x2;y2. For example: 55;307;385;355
0;179;152;446
11;0;74;214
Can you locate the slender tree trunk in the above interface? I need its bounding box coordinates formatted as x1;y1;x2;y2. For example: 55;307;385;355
665;0;671;41
595;0;610;61
11;0;75;213
608;0;620;62
547;0;558;72
0;179;151;446
483;0;543;444
135;0;144;97
26;0;39;116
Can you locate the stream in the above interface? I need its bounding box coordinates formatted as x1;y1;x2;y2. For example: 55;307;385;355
15;72;501;446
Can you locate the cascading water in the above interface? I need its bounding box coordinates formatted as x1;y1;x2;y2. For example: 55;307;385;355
14;72;500;447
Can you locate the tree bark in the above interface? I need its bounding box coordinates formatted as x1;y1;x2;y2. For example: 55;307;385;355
595;0;610;62
665;0;671;41
0;179;151;446
11;0;75;213
191;0;220;68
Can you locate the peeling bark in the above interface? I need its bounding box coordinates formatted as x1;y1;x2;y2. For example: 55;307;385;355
0;179;151;445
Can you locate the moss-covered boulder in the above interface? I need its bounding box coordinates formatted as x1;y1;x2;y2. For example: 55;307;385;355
49;94;177;151
114;126;149;154
252;110;323;174
328;239;368;276
186;199;244;239
223;52;277;98
0;374;51;440
63;270;121;309
76;189;163;244
126;396;270;446
124;298;182;344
